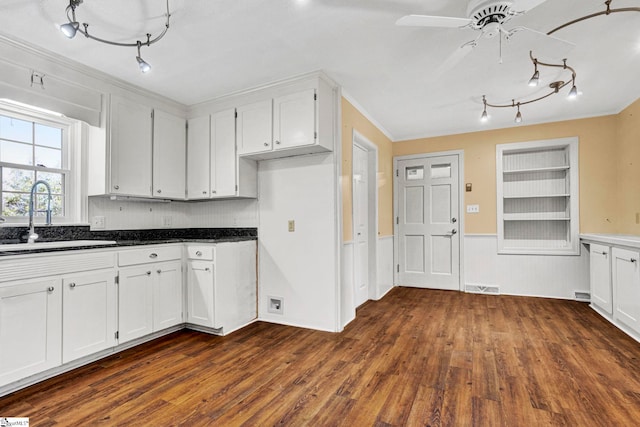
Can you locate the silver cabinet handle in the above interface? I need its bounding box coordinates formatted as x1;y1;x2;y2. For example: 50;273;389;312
48;286;54;292
146;271;152;275
113;185;119;190
69;283;76;288
195;251;202;256
149;253;158;258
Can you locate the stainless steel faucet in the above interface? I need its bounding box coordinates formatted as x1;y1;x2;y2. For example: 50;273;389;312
27;180;52;244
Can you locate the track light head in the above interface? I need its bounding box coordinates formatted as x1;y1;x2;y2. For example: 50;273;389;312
514;104;522;123
568;83;578;100
60;21;79;38
528;69;539;87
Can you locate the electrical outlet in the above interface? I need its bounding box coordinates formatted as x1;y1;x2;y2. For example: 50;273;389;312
162;216;172;228
288;220;295;232
466;204;480;213
92;216;106;229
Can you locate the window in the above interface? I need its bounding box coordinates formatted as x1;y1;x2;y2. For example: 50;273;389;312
0;103;80;224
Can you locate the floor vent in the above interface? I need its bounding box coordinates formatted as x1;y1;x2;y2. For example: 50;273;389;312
465;284;500;295
574;291;591;302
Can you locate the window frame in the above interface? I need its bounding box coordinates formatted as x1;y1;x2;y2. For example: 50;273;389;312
0;102;82;225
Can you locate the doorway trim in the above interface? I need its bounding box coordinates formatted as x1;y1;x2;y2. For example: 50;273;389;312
352;129;378;305
393;150;465;291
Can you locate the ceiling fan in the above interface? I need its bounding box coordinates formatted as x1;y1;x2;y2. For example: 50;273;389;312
397;0;574;73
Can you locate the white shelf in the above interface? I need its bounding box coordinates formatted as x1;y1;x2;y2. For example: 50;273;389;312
496;137;579;255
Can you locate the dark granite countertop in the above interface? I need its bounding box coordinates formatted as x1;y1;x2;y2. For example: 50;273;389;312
0;226;257;257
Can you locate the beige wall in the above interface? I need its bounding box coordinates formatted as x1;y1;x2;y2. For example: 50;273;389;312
341;98;394;240
393;115;621;235
615;98;640;234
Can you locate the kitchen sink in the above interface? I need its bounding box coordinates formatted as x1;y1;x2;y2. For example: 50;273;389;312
0;240;117;251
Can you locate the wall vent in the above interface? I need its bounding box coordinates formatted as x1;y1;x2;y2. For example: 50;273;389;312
465;284;500;295
574;291;591;302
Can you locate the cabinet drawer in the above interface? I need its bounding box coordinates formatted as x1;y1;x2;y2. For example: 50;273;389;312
118;245;182;266
187;245;214;261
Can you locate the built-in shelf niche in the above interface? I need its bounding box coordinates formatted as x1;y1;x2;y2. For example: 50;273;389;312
496;137;579;255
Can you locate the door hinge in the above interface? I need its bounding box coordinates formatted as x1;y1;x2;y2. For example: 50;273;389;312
314;131;317;140
396;216;399;225
151;110;154;119
235;110;238;118
397;264;400;273
314;93;317;101
396;169;399;177
235;184;238;191
115;331;119;340
185;122;188;131
115;275;119;285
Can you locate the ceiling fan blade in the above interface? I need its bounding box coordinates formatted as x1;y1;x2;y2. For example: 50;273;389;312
396;14;472;28
431;40;477;81
506;26;575;59
510;0;549;13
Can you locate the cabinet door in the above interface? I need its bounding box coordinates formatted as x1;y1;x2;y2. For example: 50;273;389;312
153;109;186;199
154;260;183;331
187;115;211;199
0;278;62;387
237;99;272;155
63;270;117;363
119;265;154;344
612;247;640;333
590;243;612;314
109;95;153;196
187;260;215;328
273;89;316;150
211;109;237;197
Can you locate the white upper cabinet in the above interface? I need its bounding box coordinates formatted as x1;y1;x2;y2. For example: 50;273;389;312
187;109;257;200
237;100;273;155
153;109;186;199
273;89;316;150
236;77;335;160
187;115;211;198
109;95;153;196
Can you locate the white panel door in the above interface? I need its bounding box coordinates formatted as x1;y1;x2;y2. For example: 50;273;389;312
613;247;640;333
187;115;211;199
273;89;316;150
62;270;117;363
109;95;152;196
187;260;215;328
397;155;460;290
153;109;186;199
153;260;183;331
237;99;273;155
590;243;612;314
0;278;62;387
353;143;369;306
118;265;154;344
211;108;237;197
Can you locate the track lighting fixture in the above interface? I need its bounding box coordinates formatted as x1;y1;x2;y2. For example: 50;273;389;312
60;0;171;73
480;51;579;124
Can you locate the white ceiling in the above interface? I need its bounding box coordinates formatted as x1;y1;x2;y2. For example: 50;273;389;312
1;0;639;141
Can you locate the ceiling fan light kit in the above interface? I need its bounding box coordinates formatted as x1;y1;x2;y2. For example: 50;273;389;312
60;0;171;73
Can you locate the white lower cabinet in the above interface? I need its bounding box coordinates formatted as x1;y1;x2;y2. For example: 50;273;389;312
62;269;117;363
186;241;257;333
612;247;640;334
117;245;183;345
0;278;62;387
589;243;612;314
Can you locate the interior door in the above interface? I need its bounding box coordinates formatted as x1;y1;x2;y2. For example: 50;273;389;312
353;143;369;306
397;155;460;290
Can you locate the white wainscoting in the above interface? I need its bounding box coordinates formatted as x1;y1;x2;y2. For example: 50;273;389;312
376;235;394;300
464;234;589;299
341;241;356;329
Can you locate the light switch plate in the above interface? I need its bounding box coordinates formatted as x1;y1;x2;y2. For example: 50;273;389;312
92;216;106;229
467;204;480;213
288;220;295;232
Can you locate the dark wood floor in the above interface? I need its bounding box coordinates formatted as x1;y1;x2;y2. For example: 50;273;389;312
3;287;640;426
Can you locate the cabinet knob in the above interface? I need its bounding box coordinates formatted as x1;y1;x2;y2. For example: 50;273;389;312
632;259;638;263
205;267;211;272
275;140;281;145
149;253;158;258
146;271;152;275
202;191;207;195
69;283;76;288
212;190;217;194
157;189;162;194
264;142;269;147
157;269;162;274
47;286;55;292
113;185;119;190
195;251;202;256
